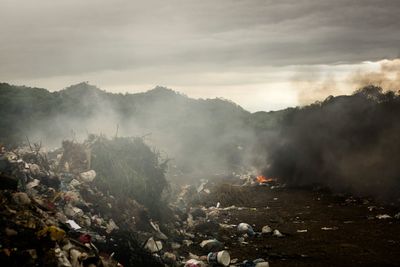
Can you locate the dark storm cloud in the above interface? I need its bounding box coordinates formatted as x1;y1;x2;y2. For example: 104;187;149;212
0;0;399;80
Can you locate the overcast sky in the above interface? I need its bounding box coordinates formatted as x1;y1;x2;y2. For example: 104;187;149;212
1;0;399;111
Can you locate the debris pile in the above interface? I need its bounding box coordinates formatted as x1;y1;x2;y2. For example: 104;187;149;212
2;138;399;267
1;139;272;267
0;139;165;266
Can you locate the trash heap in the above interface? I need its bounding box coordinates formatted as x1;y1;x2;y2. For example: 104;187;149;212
164;180;272;267
0;137;273;267
0;138;166;267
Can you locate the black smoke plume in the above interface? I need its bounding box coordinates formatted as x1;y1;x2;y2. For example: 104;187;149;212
256;86;400;200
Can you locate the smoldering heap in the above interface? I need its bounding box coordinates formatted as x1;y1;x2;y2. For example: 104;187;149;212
256;86;400;200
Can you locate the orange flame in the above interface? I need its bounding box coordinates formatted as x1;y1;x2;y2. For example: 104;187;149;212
256;175;274;183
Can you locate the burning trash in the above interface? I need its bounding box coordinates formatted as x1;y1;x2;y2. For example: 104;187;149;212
255;175;274;185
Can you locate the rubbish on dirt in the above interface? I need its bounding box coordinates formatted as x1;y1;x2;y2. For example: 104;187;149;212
200;239;224;251
376;214;392;219
368;206;377;211
185;259;207;267
238;236;248;244
188;252;200;260
69;249;84;267
163;252;177;265
79;170;96;183
231;258;238;264
66;219;82;230
69;179;81;188
29;163;41;176
238;223;256;236
254;259;270;267
222;205;237;211
54;246;72;267
64;205;84;218
207;250;231;266
145;237;163;253
208;209;220;219
321;227;339;231
183;239;194;246
4;138;400;266
261;225;272;234
240;258;270;267
0;141;169;266
197;180;208;193
37;226;66;241
106;219;119;233
12;192;31;205
150;220;168;240
63;191;80;204
220;223;235;229
78;233;92;244
187;214;195;228
272;229;284;237
171;242;181;250
26;179;40;189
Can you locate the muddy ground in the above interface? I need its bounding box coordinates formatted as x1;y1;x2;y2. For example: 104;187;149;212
190;184;400;267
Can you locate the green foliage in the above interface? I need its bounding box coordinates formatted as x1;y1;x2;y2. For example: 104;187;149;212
89;135;168;216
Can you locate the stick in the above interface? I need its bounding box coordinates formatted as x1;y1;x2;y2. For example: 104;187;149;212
25;136;33;152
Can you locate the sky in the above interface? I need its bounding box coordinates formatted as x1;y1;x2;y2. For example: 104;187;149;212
1;0;400;111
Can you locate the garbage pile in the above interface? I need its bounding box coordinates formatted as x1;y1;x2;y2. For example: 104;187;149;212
0;139;273;267
0;141;165;266
164;181;272;267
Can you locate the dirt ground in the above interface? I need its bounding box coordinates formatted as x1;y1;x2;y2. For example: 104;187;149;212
194;184;400;267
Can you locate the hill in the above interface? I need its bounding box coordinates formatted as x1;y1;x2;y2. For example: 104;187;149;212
0;82;252;176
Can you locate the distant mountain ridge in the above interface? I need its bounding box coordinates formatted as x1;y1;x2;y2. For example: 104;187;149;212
0;82;248;125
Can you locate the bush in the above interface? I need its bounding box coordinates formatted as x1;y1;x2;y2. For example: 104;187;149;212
89;135;168;217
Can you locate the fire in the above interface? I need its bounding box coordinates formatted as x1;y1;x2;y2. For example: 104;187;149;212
256;175;274;183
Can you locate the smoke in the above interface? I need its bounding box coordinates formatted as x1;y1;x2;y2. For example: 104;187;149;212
293;58;400;106
350;58;400;91
257;86;400;200
293;72;339;105
27;86;128;147
16;83;256;181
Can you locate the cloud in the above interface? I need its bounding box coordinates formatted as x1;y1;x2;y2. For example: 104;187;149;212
1;0;400;80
